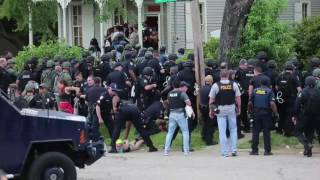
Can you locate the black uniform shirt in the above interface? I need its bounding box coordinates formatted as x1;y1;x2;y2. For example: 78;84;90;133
250;74;271;89
199;85;211;106
86;85;107;107
97;91;113;115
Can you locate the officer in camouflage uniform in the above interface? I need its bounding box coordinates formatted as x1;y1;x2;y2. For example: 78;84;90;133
41;60;56;92
312;68;320;89
54;61;73;92
6;59;18;84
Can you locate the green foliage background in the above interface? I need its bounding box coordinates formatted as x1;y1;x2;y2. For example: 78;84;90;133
15;41;84;71
0;0;58;38
230;0;296;67
294;16;320;61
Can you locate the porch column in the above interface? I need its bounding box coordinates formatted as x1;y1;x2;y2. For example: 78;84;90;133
136;0;143;46
58;0;71;42
95;0;106;55
28;4;33;46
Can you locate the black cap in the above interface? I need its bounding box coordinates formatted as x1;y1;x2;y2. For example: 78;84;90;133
256;51;268;61
108;83;123;93
285;61;294;70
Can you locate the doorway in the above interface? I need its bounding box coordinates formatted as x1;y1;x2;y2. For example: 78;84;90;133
143;15;160;50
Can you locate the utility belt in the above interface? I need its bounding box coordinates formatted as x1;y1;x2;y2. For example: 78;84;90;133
199;104;208;110
254;107;271;113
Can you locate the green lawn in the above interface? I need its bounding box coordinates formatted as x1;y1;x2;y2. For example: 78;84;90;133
238;131;301;149
99;126;209;150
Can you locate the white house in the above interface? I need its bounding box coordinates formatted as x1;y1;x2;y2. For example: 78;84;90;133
33;0;320;53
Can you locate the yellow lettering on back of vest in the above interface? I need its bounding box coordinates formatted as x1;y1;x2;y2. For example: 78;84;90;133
221;85;232;90
256;90;267;95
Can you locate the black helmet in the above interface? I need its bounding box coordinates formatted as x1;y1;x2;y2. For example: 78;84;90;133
285;61;294;70
143;67;154;76
168;53;178;61
305;76;316;87
160;45;166;52
116;45;124;52
310;57;320;68
124;51;132;61
145;52;153;60
267;60;276;68
113;62;123;69
178;48;185;54
256;51;268;61
183;61;194;68
206;59;218;67
101;53;112;62
247;58;257;66
147;47;154;52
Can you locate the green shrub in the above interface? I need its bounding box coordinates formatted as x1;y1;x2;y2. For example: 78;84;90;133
230;0;296;67
15;41;85;71
294;16;320;61
203;37;219;60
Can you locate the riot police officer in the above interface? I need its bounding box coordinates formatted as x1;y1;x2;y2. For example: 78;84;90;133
178;61;197;128
248;76;279;155
264;60;279;91
275;62;302;136
138;67;159;110
17;60;34;92
96;88;114;139
159;45;168;65
293;76;320;157
106;62;130;99
95;53;112;81
235;59;252;132
41;60;56;92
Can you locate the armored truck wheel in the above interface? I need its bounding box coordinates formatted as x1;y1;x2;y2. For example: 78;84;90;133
28;152;76;180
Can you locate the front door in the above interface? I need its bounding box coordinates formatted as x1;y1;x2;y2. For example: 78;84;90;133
143;15;160;50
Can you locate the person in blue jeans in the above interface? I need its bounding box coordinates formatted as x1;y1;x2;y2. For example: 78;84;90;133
209;69;241;157
164;81;194;155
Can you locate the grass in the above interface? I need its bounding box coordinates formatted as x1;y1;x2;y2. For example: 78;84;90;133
99;126;210;150
238;131;300;149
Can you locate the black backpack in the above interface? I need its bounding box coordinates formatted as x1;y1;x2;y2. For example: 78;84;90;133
277;73;294;100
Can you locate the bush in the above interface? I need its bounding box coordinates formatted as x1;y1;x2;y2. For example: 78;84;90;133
203;37;219;60
230;0;296;67
294;16;320;61
15;41;85;71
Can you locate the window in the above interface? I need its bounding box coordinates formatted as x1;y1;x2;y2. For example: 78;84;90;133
199;3;204;31
302;1;311;20
72;5;82;46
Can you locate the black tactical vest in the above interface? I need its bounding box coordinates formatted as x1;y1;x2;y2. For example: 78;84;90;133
168;90;185;110
215;81;235;106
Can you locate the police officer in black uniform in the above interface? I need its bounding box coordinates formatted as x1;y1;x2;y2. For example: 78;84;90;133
235;59;252;132
17;60;34;92
108;84;158;153
86;77;107;141
95;53;112;82
138;67;160;110
248;76;279;155
275;62;302;136
106;62;130;99
96;87;114;139
264;60;279;91
293;76;320;157
200;75;216;145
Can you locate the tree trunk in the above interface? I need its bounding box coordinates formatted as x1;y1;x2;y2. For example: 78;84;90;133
219;0;254;63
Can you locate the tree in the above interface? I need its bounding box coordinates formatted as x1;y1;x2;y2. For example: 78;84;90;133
231;0;296;66
0;0;58;38
219;0;255;62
